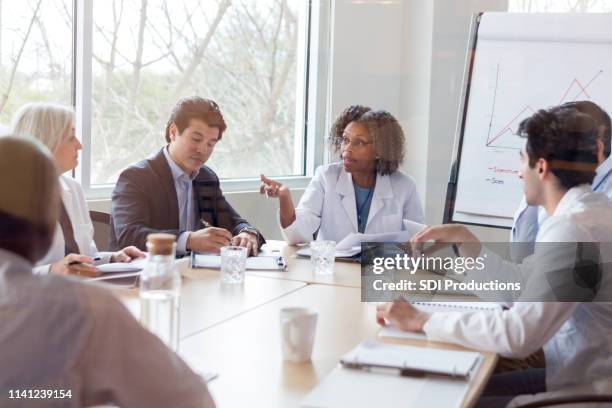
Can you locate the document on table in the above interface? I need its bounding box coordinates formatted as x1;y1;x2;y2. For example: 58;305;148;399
295;231;411;258
302;339;481;408
379;301;503;340
85;258;146;288
341;339;480;378
96;262;143;273
191;253;287;271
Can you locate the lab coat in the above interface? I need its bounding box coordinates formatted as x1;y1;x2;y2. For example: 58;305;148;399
423;185;612;390
281;162;424;244
34;175;111;274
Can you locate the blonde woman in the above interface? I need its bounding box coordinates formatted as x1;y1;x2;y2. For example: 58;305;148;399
11;103;144;276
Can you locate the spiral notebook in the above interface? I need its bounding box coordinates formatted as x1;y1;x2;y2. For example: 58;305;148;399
379;301;503;340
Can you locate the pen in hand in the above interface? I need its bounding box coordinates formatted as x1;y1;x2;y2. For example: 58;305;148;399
68;256;101;266
200;218;212;229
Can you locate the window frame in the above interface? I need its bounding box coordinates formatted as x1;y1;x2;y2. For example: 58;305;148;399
72;0;330;199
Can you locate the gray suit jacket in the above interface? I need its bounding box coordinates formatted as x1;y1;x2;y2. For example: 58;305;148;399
110;148;264;251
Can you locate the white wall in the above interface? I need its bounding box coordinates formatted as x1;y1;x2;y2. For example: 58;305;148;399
424;0;508;241
397;0;434;206
329;0;404;118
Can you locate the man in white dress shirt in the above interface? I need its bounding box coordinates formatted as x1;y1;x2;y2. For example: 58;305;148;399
510;100;612;263
377;106;612;407
0;136;215;407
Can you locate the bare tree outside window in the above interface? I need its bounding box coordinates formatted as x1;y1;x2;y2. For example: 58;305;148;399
509;0;612;12
0;0;72;126
91;0;304;184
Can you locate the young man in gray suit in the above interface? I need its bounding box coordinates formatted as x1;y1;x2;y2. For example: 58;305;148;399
110;96;264;255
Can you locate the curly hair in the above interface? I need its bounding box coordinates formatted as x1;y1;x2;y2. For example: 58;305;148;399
517;106;599;189
329;106;405;175
329;105;372;150
165;96;227;143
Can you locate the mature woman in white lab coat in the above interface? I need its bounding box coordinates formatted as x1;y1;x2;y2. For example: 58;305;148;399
11;103;143;276
261;106;424;244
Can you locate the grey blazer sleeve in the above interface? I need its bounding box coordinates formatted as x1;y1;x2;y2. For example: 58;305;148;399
110;169;180;251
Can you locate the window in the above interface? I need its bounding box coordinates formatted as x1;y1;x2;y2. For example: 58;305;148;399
509;0;612;12
0;0;73;127
85;0;317;189
3;0;327;195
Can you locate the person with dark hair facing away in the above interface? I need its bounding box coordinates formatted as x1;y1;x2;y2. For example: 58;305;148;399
0;136;215;407
510;100;612;262
376;106;612;407
110;96;264;255
260;105;424;244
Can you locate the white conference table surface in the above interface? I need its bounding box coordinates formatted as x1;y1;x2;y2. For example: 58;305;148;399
116;259;307;339
249;240;362;288
179;284;497;408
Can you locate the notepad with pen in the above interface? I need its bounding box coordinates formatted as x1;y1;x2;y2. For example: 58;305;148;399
340;339;481;380
190;253;287;271
302;340;478;407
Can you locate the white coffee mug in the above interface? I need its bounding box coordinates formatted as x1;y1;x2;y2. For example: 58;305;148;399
279;307;318;362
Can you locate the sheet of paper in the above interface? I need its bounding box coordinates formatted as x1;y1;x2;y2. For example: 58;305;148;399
402;219;428;236
294;246;361;259
336;231;411;251
295;230;411;258
379;326;427;341
97;262;143;274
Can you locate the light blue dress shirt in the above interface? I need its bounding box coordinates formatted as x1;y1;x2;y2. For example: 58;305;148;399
510;155;612;262
162;147;198;254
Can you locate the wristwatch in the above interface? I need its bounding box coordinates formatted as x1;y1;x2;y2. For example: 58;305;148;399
239;226;259;238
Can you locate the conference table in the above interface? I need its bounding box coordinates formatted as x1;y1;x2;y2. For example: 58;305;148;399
114;240;497;408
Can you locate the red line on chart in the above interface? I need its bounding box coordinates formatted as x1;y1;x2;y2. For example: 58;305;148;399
486;69;604;149
486;106;535;147
558;70;603;105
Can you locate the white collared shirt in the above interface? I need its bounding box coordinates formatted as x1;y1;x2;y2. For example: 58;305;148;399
423;185;612;390
280;162;424;244
34;175;112;274
510;156;612;262
1;248;215;407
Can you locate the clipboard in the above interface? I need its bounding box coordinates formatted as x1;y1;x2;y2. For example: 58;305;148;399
190;252;287;271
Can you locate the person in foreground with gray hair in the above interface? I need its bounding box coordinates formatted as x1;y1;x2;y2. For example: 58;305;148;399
11;102;144;276
0;136;215;407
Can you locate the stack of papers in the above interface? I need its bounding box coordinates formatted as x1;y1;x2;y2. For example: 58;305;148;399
96;262;143;273
86;258;146;288
295;231;411;259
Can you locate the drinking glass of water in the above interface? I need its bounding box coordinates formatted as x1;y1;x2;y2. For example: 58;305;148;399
221;246;248;283
310;240;336;275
